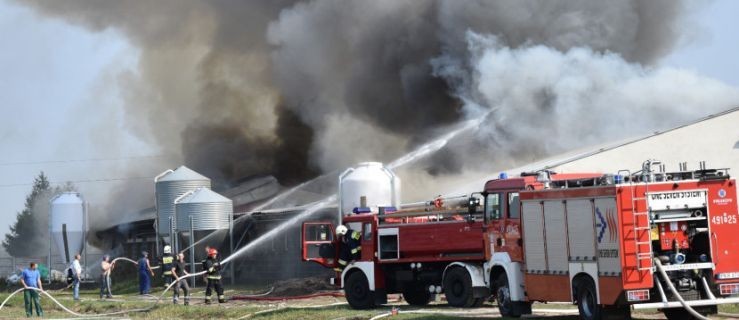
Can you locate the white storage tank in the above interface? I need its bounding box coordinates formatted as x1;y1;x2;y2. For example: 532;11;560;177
338;162;400;216
155;166;211;235
50;192;85;264
174;187;232;231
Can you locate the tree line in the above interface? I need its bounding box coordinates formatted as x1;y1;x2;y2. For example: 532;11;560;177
2;172;76;257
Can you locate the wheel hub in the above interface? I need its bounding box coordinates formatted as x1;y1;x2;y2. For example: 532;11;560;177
452;281;463;296
353;283;366;297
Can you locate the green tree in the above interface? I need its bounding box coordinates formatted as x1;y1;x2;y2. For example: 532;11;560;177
2;172;56;257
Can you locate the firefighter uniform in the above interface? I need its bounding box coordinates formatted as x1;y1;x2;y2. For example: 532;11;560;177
161;252;175;286
337;229;362;271
203;250;225;304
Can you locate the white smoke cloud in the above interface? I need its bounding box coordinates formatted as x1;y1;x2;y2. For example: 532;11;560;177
428;33;739;175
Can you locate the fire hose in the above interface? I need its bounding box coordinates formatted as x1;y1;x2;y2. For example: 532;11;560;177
231;291;344;301
0;270;207;317
111;257;160;270
369;309;493;320
236;286;274;297
653;258;710;320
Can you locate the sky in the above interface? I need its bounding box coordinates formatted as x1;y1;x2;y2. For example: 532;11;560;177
0;0;738;238
0;0;159;237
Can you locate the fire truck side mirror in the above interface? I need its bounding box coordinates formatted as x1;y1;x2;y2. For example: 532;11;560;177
468;196;481;215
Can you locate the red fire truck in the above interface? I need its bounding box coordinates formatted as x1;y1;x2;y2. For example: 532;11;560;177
302;160;739;319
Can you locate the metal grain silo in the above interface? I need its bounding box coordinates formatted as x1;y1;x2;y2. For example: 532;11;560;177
50;192;85;264
174;187;232;231
338;162;401;217
175;187;233;286
155;166;211;236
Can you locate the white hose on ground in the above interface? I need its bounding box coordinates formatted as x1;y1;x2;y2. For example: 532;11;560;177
0;270;207;318
237;287;275;298
653;258;710;320
369;309;492;320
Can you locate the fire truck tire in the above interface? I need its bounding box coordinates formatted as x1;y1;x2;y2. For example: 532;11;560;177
575;278;603;320
495;273;530;317
443;267;476;308
344;271;375;309
402;285;431;306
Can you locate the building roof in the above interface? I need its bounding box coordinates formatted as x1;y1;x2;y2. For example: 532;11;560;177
443;106;739;196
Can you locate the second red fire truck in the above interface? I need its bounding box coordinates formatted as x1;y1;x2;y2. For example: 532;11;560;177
302;160;739;319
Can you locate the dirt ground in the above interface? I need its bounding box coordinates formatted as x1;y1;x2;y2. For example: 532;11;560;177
265;277;337;297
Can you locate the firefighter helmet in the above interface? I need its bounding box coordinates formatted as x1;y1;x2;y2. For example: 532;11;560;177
336;225;348;236
208;248;218;257
163;245;172;254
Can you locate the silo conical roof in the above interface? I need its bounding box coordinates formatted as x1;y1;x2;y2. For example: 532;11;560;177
158;166;210;182
51;192;84;204
178;187;232;204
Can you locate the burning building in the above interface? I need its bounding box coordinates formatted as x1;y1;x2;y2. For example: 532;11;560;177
28;0;734;286
95;167;337;284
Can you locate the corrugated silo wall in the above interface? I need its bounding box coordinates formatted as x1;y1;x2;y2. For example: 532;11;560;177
231;208;336;285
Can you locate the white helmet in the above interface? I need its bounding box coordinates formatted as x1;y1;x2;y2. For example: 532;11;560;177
163;245;172;254
336;225;348;236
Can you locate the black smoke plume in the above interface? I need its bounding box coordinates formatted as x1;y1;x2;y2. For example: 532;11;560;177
21;0;735;205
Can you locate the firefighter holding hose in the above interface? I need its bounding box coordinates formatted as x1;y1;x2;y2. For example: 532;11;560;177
160;245;175;288
203;248;225;304
171;253;190;305
335;225;362;272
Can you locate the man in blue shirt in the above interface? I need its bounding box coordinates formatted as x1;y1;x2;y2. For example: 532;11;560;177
20;262;44;317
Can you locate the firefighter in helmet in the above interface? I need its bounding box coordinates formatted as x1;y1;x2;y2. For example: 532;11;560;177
335;225;362;272
161;245;175;287
203;248;225;304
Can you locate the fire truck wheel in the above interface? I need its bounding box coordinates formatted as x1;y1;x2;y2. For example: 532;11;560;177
575;278;602;320
402;284;431;306
495;273;530;317
344;271;375;309
443;267;476;308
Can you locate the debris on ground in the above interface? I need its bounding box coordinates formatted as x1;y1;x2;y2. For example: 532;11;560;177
267;277;336;297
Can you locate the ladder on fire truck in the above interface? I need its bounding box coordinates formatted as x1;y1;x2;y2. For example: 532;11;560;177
621;168;654;272
632;187;653;271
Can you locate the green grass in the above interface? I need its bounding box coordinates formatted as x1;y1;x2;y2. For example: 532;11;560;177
1;285;739;319
719;303;739;314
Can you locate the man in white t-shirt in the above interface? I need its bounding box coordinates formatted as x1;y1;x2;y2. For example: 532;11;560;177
71;254;82;301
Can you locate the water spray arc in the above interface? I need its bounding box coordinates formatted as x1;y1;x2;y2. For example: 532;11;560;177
222;195;337;265
177;171;337;255
388;115;487;169
221;114;487;264
0;118;480;317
